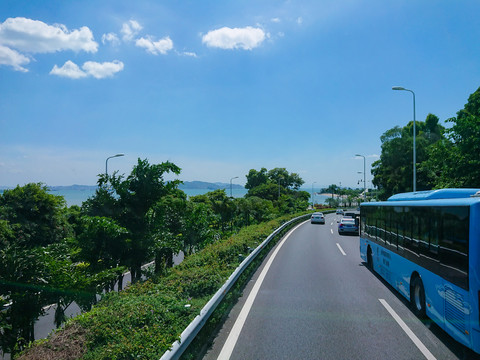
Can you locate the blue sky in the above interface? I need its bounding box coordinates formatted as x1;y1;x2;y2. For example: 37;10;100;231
1;0;480;189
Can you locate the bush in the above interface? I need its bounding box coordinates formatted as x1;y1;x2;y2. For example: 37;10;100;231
17;212;309;360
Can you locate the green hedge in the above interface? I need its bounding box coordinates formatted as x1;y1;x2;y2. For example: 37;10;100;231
18;212;310;360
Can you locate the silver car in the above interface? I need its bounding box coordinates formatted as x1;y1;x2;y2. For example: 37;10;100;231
338;217;359;234
311;212;325;224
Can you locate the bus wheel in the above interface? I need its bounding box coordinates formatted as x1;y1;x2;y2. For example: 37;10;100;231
367;247;374;271
411;277;426;318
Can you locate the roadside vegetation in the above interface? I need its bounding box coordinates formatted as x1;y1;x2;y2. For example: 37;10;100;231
0;163;311;358
16;214;309;360
372;86;480;200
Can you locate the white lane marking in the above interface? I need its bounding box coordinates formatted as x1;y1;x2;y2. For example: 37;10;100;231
336;243;346;256
217;222;306;360
379;299;436;360
330;229;333;234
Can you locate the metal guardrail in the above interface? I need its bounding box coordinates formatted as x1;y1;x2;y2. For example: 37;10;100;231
159;213;311;360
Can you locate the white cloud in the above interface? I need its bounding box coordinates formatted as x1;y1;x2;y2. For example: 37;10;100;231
271;18;281;23
121;20;142;41
0;44;30;72
82;60;124;78
135;36;173;55
50;60;124;79
0;17;98;54
50;60;87;79
297;17;303;25
102;32;120;46
202;26;266;50
181;51;197;57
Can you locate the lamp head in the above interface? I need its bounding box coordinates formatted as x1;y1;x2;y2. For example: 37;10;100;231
392;86;405;91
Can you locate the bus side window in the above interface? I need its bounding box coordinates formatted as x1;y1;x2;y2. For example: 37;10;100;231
429;207;440;257
404;208;413;251
418;207;430;255
395;206;405;250
411;207;421;252
440;207;469;272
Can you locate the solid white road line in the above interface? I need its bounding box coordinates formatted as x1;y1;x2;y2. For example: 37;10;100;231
216;222;306;360
336;243;346;256
379;299;436;360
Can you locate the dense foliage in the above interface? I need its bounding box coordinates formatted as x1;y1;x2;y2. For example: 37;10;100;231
371;113;445;199
371;87;480;199
421;87;480;189
16;214;308;360
0;161;311;357
245;167;310;212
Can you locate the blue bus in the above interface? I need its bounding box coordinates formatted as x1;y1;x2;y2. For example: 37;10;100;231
359;189;480;353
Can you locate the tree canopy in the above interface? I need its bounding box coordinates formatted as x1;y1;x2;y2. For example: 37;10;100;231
371;86;480;199
371;113;445;199
422;87;480;188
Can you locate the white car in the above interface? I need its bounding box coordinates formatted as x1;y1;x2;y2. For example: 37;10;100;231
338;217;359;235
311;212;325;224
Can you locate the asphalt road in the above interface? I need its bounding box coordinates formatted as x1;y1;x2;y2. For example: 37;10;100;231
202;213;480;360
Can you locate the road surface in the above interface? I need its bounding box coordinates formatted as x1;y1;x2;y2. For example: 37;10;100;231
202;213;480;360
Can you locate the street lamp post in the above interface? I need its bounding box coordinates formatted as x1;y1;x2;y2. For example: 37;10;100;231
392;86;416;192
355;154;366;201
311;182;316;208
230;176;239;198
106;153;125;176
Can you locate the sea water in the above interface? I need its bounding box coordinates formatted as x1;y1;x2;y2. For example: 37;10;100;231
2;187;327;207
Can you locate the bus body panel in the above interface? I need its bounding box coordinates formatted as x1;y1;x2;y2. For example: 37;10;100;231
360;191;480;353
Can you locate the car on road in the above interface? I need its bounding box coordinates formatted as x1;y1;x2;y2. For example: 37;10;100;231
336;209;344;215
310;212;325;224
338;217;359;235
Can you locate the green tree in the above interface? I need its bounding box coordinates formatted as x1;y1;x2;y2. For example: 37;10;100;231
84;159;182;282
246;182;281;201
0;184;73;356
0;183;71;248
182;201;214;255
371;114;445;199
245;168;269;189
199;189;235;232
423;87;480;188
245;167;308;214
0;243;47;356
148;193;186;273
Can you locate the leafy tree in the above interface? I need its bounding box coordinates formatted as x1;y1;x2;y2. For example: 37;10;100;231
0;243;49;356
148;193;186;273
182;201;214;255
371;114;445;199
0;183;71;248
84;159;182;282
190;189;236;232
39;241;125;327
245;167;308;214
75;216;130;291
233;196;276;228
245;182;281;201
423;87;480;188
245;168;269;189
0;184;74;356
245;167;304;194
